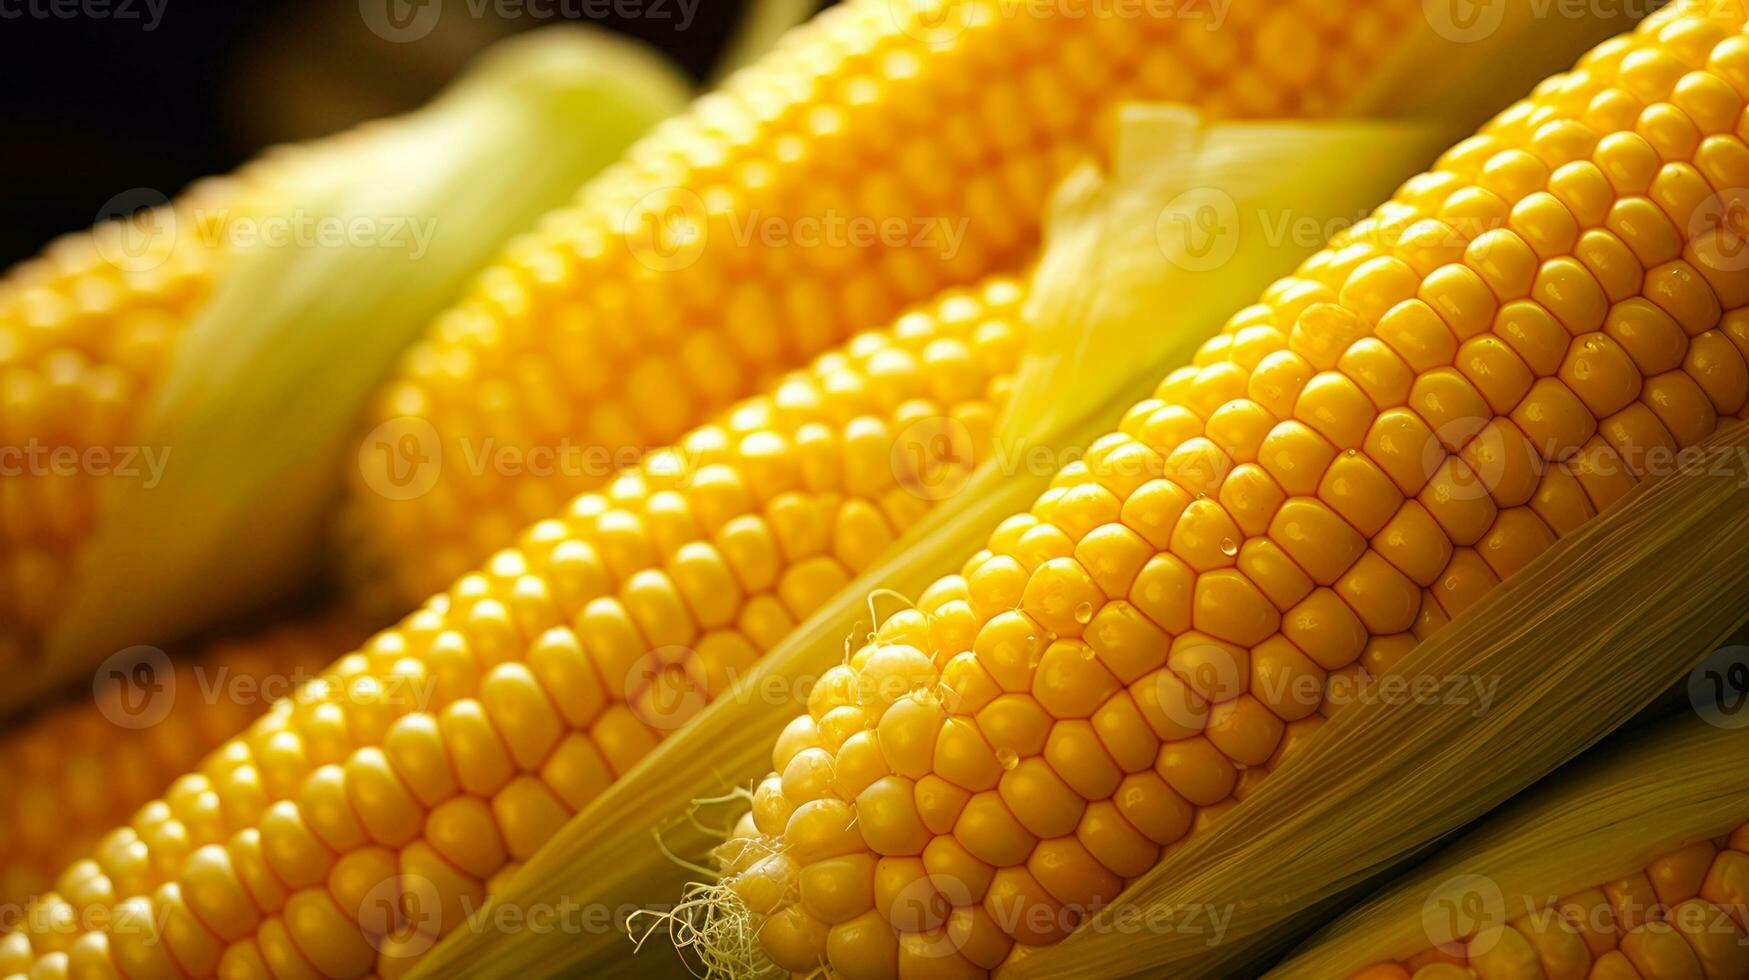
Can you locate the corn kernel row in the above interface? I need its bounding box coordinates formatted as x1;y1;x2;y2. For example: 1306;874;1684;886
343;0;1424;610
712;7;1749;976
1352;822;1749;980
0;617;356;911
0;275;1026;978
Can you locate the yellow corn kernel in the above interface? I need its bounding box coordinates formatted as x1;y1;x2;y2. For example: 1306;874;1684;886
0;275;1025;975
719;8;1749;975
0;617;354;909
343;0;1427;612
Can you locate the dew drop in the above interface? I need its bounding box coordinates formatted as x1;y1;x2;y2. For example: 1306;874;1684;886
1219;536;1239;556
1344;447;1359;458
996;748;1019;770
1584;336;1602;351
1073;601;1094;624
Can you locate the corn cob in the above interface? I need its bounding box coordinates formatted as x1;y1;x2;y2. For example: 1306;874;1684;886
0;273;1031;978
341;0;1431;610
2;28;686;705
1272;713;1749;980
669;6;1749;976
0;616;360;910
1358;829;1749;980
0;168;289;661
0;8;1644;978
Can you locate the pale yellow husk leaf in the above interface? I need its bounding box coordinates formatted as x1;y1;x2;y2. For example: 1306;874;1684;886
31;27;689;709
404;111;1462;978
1007;420;1749;980
1267;712;1749;980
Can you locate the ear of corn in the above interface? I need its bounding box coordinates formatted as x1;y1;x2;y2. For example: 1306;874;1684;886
0;102;1453;980
598;5;1749;976
341;0;1633;616
1269;712;1749;980
0;2;1655;976
4;27;687;713
0;615;363;911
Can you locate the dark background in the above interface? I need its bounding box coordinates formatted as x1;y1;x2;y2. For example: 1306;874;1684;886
0;0;809;266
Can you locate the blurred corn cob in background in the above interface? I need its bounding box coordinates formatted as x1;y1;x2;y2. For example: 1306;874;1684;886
1274;712;1749;980
667;5;1749;976
339;0;1456;612
0;146;349;670
0;615;363;910
0;27;689;712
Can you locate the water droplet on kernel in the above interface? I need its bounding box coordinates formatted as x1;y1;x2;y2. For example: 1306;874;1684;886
996;748;1019;770
1344;448;1359;457
1219;536;1239;556
1079;645;1098;661
1073;601;1094;624
1584;336;1602;351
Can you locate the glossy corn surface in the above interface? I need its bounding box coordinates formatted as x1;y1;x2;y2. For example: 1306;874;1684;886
713;7;1749;976
1351;822;1749;980
0;617;355;911
0;277;1026;977
343;0;1425;611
